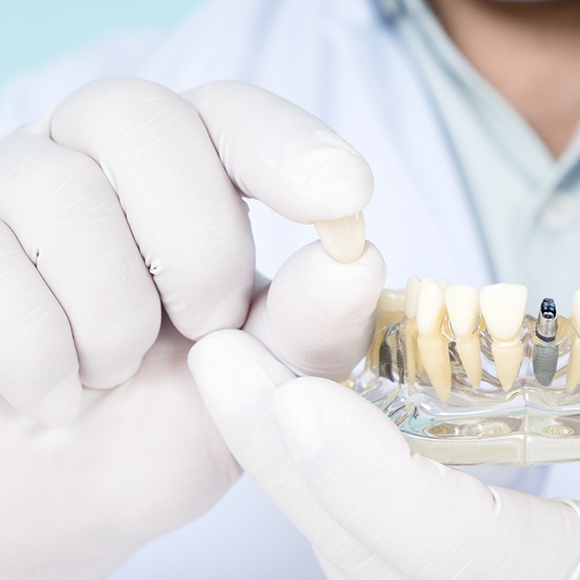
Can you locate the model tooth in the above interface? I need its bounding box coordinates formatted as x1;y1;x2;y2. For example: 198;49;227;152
480;284;527;342
456;337;482;387
491;342;524;391
436;278;449;290
445;285;479;338
417;334;452;403
445;284;481;387
571;290;580;333
416;278;446;335
376;288;406;330
416;278;451;403
567;290;580;392
314;212;365;264
404;276;421;384
404;276;421;320
480;283;527;391
567;340;580;392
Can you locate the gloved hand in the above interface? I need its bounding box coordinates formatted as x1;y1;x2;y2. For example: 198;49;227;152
191;331;580;580
0;79;375;579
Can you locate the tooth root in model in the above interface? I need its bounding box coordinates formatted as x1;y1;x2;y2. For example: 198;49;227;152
491;342;524;391
445;284;482;387
480;283;527;391
567;290;580;392
416;277;452;403
404;276;421;384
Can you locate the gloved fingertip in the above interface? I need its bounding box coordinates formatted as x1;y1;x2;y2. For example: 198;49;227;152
36;373;82;428
188;330;287;418
175;276;254;342
273;377;339;459
80;359;142;390
187;330;234;387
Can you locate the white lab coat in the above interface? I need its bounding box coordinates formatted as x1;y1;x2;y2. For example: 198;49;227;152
1;0;576;576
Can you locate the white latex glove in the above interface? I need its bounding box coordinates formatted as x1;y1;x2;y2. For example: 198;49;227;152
191;331;580;580
0;79;373;578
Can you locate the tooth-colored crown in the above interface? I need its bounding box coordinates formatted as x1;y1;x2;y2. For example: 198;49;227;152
416;278;446;336
405;276;421;320
314;212;365;264
377;288;405;313
480;283;527;342
445;284;479;340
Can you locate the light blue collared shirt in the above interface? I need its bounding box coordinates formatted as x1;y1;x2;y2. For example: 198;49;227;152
377;0;580;315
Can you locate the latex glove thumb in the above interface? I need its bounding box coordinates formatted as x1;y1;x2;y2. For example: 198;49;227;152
244;240;386;381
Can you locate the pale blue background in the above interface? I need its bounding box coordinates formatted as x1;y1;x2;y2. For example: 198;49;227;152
0;0;207;91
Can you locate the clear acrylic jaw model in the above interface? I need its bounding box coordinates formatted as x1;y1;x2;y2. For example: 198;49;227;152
347;279;580;466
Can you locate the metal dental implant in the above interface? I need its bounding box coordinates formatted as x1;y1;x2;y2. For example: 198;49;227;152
533;298;559;386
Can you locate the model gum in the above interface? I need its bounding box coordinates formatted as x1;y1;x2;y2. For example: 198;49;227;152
314;211;365;263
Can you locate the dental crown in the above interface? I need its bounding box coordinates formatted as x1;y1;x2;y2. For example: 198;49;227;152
349;278;580;467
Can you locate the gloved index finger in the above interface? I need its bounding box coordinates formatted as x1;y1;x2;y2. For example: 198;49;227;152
183;82;373;263
49;78;255;341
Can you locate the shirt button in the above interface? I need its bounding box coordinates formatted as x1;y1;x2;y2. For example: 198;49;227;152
540;193;579;232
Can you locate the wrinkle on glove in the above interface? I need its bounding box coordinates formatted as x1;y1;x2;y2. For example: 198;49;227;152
315;548;353;580
49;78;255;340
0;219;81;426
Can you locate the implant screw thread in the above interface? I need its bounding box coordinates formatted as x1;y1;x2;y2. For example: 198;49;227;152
396;332;405;385
533;298;559;387
378;330;394;381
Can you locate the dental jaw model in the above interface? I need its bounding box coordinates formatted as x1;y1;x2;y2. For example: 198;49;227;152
352;279;580;466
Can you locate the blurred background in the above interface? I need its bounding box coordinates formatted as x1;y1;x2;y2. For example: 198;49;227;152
0;0;207;92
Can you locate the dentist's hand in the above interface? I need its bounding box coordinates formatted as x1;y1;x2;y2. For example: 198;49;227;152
191;334;580;580
0;78;373;427
0;79;374;579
